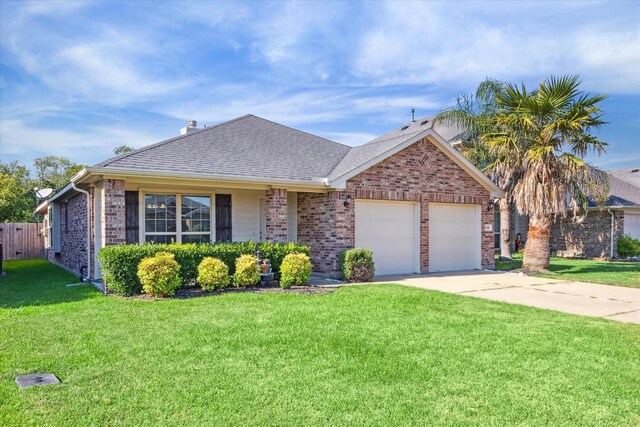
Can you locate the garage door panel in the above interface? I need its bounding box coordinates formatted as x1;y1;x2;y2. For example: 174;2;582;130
355;201;418;276
429;203;480;272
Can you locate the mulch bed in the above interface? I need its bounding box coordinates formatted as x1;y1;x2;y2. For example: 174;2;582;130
119;285;336;300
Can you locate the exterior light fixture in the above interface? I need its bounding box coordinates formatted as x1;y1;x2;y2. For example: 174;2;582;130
344;194;352;208
487;199;494;211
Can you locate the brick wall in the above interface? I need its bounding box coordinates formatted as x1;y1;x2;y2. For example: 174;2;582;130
101;179;126;246
297;137;494;273
265;188;288;242
49;192;88;276
550;210;624;258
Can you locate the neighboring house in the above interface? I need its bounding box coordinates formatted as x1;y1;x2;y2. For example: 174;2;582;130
36;114;502;281
548;168;640;258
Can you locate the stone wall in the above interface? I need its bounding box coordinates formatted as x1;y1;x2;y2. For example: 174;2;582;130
297;137;494;273
49;192;88;276
550;210;624;258
265;188;288;242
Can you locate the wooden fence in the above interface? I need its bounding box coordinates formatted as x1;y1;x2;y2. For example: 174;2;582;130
0;223;45;260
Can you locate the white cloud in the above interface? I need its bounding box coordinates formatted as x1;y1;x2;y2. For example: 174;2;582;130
0;119;165;166
350;1;640;93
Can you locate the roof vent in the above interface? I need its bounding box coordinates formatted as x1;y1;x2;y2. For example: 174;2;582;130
421;120;429;125
632;169;639;173
180;120;200;135
401;125;409;131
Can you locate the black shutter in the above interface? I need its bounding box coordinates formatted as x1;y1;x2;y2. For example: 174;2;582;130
125;191;139;244
215;194;232;242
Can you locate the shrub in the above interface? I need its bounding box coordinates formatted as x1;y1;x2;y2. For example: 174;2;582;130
137;252;181;297
279;253;312;288
197;257;230;290
99;241;310;295
618;234;640;257
233;254;261;287
339;248;375;282
259;241;311;281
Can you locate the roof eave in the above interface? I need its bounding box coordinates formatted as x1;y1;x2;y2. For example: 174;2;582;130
75;166;332;189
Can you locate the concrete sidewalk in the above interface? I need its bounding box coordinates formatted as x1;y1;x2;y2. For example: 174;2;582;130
371;271;640;324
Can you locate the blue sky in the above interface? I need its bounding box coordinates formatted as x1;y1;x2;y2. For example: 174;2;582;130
1;0;639;170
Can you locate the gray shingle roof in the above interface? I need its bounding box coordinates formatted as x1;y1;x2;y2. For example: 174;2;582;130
96;115;350;181
600;169;640;207
95;114;468;184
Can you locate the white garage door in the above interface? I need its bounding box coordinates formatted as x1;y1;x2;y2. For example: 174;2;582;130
625;213;640;239
355;200;419;276
429;203;481;272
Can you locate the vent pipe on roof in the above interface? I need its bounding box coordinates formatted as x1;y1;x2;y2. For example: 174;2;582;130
411;108;416;122
180;120;200;135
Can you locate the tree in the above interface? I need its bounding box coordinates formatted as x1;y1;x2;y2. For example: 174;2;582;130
33;155;83;193
113;145;134;155
0;161;38;222
434;79;519;260
486;75;608;270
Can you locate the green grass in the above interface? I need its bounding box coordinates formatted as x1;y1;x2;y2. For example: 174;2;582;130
2;259;639;426
495;253;640;288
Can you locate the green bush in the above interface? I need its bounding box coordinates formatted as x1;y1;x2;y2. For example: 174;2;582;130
339;248;375;282
279;253;312;288
137;252;181;297
233;254;261;287
618;234;640;257
99;241;310;295
197;257;230;290
259;241;311;281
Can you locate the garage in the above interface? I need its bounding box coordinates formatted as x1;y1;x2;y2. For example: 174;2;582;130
429;203;481;272
624;212;640;239
355;200;419;275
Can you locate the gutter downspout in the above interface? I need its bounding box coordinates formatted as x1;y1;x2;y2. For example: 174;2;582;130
607;209;615;258
71;181;92;284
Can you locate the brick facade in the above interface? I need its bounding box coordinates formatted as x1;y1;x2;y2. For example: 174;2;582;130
550;210;624;258
265;188;288;242
49;192;89;276
297;137;494;274
101;179;126;246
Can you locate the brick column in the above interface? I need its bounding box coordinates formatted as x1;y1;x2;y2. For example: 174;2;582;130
265;188;288;242
101;179;126;246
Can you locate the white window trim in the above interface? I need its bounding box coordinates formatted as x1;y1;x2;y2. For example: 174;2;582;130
139;191;215;244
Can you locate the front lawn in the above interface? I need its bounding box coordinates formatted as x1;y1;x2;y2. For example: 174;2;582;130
2;260;639;426
495;253;640;288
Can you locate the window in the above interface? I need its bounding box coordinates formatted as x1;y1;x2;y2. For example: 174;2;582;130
181;195;211;243
144;194;211;243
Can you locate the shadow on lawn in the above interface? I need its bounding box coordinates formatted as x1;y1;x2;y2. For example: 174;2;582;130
0;259;100;309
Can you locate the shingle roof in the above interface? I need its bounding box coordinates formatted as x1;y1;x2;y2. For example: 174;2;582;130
96;115;350;181
95;114;472;186
600;168;640;207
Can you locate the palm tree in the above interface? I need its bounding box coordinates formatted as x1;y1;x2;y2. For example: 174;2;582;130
434;79;518;260
485;75;609;270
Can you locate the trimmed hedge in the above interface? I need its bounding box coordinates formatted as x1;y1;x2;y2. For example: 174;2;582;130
280;253;312;288
233;254;261;287
339;248;375;282
197;257;230;290
98;241;310;295
137;252;181;297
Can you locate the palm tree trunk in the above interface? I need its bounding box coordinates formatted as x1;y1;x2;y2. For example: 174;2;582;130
499;194;511;259
523;216;551;271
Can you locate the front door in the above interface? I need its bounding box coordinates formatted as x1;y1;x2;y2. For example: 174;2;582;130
215;194;232;242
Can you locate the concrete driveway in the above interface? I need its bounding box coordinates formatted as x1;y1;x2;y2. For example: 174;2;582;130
372;271;640;324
